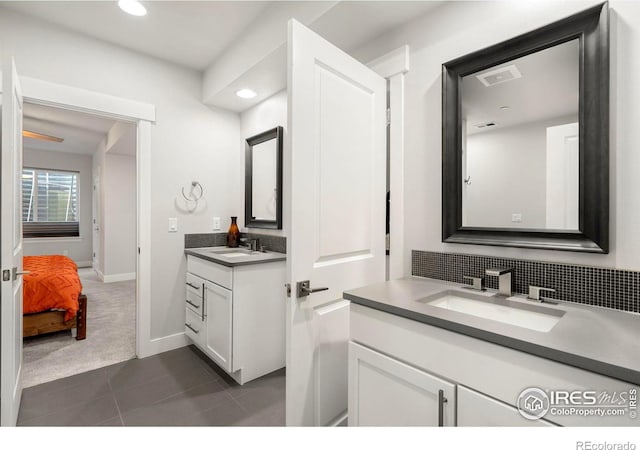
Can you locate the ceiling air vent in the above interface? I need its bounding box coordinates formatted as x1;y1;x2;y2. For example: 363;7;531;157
476;64;522;87
474;121;496;129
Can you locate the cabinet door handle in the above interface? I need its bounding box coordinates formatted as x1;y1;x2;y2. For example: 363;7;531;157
186;299;200;309
185;323;199;334
201;283;206;321
186;282;200;290
438;389;448;427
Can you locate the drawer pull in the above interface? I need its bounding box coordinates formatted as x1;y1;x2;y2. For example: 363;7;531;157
438;389;448;427
186;282;201;290
186;299;200;309
185;323;199;334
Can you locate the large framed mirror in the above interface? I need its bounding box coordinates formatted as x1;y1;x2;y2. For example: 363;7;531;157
245;126;283;229
442;2;609;253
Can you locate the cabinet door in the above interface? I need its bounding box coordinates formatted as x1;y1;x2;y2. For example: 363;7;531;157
348;342;456;426
458;386;558;427
205;281;233;372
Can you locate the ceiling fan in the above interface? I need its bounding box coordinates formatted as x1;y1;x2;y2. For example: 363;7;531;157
22;130;64;143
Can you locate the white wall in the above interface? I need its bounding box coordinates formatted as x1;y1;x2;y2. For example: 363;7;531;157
239;90;287;236
22;148;93;266
92;122;137;281
352;0;640;271
465;116;577;229
93;133;137;280
0;8;241;342
104;153;136;277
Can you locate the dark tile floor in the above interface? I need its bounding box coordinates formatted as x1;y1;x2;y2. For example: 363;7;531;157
17;345;285;426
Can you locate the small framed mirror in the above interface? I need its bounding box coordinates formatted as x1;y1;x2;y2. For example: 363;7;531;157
245;126;283;229
442;3;609;253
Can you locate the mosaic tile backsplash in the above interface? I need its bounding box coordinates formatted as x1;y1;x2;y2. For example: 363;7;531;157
185;232;286;254
412;250;640;314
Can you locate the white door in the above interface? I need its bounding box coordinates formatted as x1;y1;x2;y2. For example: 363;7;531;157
1;59;25;426
286;20;386;426
348;343;456;426
546;122;579;230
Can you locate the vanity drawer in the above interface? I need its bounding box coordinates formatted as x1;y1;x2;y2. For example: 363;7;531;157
185;307;205;347
185;272;205;312
187;255;232;289
185;288;203;314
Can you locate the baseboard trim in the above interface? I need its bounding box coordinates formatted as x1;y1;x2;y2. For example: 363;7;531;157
139;332;189;358
76;260;93;268
102;272;136;283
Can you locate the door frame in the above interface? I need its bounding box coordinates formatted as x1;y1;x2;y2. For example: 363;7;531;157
367;45;410;279
92;170;100;272
15;74;156;358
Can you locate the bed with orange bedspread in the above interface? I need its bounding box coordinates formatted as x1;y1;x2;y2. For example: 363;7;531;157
23;255;87;340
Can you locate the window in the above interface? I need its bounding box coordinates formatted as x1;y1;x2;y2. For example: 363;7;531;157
22;168;80;238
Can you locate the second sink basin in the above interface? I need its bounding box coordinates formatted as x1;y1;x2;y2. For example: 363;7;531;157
205;248;261;257
420;290;564;332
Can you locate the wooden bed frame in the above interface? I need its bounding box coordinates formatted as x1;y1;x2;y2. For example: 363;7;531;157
23;294;87;340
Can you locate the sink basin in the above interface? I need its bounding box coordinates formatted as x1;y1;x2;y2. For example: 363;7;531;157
205;248;261;257
420;290;564;332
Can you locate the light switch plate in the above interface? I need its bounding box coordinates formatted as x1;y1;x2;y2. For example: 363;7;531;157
168;218;178;232
213;217;221;231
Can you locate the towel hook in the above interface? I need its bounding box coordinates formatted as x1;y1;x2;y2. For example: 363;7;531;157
181;181;204;203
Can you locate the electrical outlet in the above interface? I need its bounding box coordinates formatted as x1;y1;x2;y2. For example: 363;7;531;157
168;218;178;232
213;217;221;231
511;213;522;223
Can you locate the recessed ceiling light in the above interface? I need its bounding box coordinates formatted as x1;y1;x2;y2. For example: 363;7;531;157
118;0;147;17
236;89;257;99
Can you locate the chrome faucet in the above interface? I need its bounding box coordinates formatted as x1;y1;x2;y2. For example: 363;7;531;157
485;267;514;297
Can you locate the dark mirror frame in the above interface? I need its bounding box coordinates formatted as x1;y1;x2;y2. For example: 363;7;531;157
245;126;283;230
442;2;609;253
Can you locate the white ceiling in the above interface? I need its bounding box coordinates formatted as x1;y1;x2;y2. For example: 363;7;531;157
23;103;117;155
206;1;443;111
1;1;274;70
1;1;442;74
463;39;580;134
4;1;444;112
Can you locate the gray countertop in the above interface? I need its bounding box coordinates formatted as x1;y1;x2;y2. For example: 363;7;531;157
344;276;640;386
185;246;286;267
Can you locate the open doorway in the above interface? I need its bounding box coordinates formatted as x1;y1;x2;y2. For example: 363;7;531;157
21;103;137;387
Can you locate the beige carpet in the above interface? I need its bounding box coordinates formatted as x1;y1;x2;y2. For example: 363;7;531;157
22;268;136;388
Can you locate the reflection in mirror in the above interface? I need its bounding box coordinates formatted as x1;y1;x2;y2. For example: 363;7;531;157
251;138;277;221
245;126;283;230
461;39;579;231
442;3;609;253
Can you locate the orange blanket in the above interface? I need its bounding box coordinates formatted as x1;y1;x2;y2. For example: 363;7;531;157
23;255;83;321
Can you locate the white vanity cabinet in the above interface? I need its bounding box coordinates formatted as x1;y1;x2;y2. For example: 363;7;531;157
185;254;285;385
349;341;455;426
349;303;637;427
